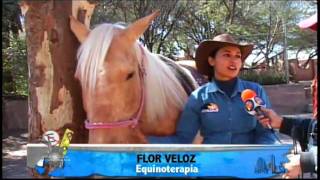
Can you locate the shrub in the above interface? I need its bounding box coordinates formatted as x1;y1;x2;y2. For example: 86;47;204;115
2;33;28;97
240;68;287;85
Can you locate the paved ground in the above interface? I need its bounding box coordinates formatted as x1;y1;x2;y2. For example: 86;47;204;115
2;130;32;179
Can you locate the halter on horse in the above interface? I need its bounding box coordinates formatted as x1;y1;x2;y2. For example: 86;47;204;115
70;11;206;143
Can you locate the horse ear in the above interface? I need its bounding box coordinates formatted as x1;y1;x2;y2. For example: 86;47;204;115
69;15;90;43
124;10;160;43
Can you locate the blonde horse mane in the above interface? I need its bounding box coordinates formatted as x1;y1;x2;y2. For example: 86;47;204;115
75;23;188;122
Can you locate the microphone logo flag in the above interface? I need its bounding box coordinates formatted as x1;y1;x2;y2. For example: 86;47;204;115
245;100;254;112
254;96;264;106
241;89;266;116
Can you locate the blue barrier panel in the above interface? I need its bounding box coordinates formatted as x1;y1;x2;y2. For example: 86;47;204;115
27;144;292;178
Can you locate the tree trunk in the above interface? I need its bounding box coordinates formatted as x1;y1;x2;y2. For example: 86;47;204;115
21;0;95;143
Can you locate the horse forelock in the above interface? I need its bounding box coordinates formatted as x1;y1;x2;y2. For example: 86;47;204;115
75;23;125;96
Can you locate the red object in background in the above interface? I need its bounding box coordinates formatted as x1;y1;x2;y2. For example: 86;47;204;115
298;13;317;119
298;13;317;31
312;78;317;119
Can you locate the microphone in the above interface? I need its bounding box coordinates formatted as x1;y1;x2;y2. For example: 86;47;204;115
241;89;282;144
241;89;272;129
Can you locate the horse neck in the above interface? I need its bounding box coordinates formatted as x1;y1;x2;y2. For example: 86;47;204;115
83;92;147;144
88;128;147;144
137;53;198;136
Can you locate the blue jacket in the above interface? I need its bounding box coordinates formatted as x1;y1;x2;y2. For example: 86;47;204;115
148;78;278;144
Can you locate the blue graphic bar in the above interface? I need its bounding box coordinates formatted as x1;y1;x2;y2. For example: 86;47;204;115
27;144;292;178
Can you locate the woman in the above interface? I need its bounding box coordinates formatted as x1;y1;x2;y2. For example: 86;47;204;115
149;34;277;144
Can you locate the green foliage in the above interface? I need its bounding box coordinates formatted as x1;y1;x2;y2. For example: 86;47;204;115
240;69;287;85
91;0;185;54
2;34;28;97
1;0;317;96
3;0;23;48
90;0;317;64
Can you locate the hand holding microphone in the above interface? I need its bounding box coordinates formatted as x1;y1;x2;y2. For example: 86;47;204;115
257;106;283;129
241;89;282;143
241;89;282;129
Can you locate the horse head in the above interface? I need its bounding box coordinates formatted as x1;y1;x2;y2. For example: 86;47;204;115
70;11;200;143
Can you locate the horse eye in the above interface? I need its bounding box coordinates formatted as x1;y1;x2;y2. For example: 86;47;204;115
126;72;135;80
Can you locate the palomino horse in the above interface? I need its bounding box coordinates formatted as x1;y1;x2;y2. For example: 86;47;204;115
70;11;206;144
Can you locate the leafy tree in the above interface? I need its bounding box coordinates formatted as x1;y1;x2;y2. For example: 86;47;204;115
227;0;317;67
3;35;28;96
90;0;316;65
2;0;23;48
91;0;185;54
176;0;317;66
2;0;28;97
2;0;317;97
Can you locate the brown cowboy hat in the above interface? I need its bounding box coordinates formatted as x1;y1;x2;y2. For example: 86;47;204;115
195;33;254;76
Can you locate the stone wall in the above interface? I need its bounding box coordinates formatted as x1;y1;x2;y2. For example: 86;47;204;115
2;83;312;131
289;59;317;82
2;97;28;132
264;83;312;115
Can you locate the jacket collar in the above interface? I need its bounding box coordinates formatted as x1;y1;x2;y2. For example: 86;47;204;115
207;77;245;97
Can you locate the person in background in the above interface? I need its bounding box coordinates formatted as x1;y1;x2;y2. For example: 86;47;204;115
257;12;317;179
258;107;317;178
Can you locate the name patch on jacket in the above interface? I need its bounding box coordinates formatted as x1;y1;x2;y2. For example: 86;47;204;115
201;103;219;113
